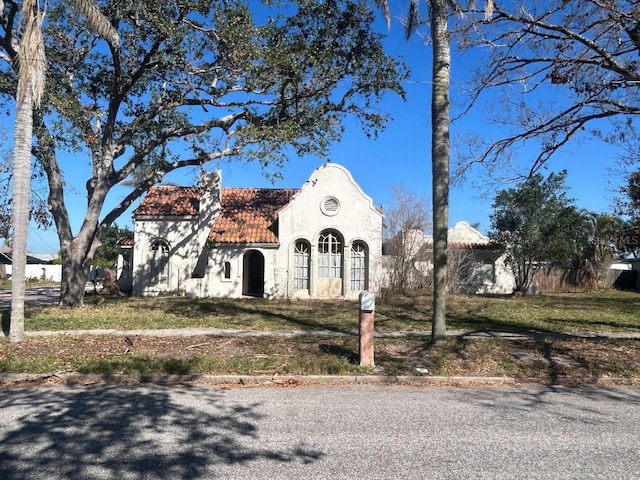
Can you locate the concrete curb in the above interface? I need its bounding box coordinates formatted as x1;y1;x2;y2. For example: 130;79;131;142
1;372;638;387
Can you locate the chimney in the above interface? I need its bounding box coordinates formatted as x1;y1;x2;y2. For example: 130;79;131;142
199;170;222;228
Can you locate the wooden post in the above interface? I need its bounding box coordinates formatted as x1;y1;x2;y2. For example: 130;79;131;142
359;291;375;367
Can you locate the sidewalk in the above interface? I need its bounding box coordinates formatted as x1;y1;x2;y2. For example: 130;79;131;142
23;326;640;340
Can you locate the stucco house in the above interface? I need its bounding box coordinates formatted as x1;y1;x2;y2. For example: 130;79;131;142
392;222;515;294
122;163;383;299
0;246;61;282
442;221;515;294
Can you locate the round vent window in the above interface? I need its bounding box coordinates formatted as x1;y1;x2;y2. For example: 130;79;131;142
320;196;340;216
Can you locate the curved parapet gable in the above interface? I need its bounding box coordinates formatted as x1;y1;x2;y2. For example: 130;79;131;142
275;162;384;299
279;163;382;218
448;221;490;246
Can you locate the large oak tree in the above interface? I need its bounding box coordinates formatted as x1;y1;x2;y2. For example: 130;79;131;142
0;0;407;306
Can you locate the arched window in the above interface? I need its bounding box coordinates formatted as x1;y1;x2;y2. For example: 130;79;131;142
149;239;170;286
318;230;342;279
293;240;310;290
350;241;368;291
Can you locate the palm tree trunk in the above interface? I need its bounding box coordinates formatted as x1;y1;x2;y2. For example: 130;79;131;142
9;83;33;343
430;0;450;344
9;0;45;342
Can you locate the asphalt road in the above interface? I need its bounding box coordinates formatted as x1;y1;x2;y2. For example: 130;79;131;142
0;286;60;310
0;384;638;479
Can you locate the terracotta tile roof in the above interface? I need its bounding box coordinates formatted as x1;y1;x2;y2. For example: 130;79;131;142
134;186;200;216
116;235;134;247
134;185;298;244
209;188;298;244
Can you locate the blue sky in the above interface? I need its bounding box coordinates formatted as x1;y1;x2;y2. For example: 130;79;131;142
22;4;621;253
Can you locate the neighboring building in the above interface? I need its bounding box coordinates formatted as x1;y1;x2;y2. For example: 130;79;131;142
442;222;515;295
0;246;61;282
122;163;383;299
383;222;515;294
610;260;640;291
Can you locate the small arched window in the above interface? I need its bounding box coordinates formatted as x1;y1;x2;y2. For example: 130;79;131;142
149;239;170;286
350;241;368;291
293;240;310;290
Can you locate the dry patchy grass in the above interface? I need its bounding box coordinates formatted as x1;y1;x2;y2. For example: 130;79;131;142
2;289;640;379
16;289;640;335
2;334;639;379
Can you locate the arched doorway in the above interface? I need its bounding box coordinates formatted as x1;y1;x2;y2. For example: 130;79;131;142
243;250;265;297
317;229;344;298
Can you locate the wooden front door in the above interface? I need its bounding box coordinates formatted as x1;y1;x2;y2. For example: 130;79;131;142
317;230;343;298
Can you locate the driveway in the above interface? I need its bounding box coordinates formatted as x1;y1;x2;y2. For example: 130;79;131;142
0;286;60;310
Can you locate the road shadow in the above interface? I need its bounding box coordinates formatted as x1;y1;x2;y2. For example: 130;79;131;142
0;385;323;478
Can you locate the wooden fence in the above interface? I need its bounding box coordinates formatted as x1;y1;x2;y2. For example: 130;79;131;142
531;267;637;293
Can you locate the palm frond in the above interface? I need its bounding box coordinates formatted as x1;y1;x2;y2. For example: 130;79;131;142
68;0;119;46
372;0;391;28
405;0;420;40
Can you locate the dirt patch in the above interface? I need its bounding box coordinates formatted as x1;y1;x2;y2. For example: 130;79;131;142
2;335;274;361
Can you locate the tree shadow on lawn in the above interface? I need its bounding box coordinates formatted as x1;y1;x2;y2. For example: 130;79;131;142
415;333;639;385
0;385;324;479
523;291;640;315
161;298;358;335
319;343;359;364
446;310;635;339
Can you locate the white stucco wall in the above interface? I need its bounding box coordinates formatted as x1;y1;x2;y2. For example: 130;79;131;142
5;264;62;282
276;163;383;299
132;216;202;295
132;164;383;300
474;255;516;295
190;246;280;299
132;172;221;297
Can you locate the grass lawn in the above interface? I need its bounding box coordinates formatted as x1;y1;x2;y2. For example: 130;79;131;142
14;289;640;334
1;289;639;380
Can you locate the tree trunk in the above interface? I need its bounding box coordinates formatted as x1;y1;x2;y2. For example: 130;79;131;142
59;235;97;306
9;84;33;343
430;0;450;344
36;116;108;307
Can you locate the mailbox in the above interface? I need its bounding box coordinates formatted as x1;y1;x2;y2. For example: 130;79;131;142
359;291;375;312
